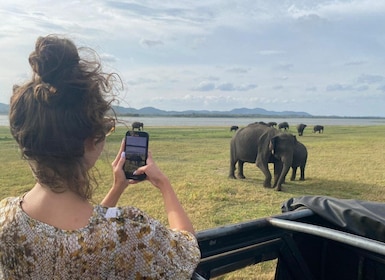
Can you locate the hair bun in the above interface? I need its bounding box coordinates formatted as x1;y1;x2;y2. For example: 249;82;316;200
28;35;80;85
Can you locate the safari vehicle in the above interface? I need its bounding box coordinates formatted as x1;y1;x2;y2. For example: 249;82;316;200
192;196;385;280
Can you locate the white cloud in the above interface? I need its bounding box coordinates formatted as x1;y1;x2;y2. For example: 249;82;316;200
0;0;384;116
193;81;216;91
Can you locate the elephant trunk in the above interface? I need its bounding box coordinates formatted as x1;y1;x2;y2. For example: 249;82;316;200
275;155;293;191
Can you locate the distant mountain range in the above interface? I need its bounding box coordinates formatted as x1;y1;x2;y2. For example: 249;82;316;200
112;105;312;117
0;102;311;117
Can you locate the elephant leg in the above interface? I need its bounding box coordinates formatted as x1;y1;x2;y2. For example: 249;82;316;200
229;159;237;179
273;162;282;184
238;160;246;179
299;166;305;181
256;159;272;188
290;166;298;181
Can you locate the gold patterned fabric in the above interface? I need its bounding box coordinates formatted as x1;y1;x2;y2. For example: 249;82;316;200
0;197;201;279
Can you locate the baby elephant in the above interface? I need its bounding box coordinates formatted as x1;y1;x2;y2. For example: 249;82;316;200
291;141;308;181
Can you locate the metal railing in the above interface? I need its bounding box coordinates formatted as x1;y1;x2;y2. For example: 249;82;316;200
192;209;385;279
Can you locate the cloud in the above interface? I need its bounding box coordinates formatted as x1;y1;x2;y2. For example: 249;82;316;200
326;84;354;91
140;39;164;48
325;83;371;92
226;67;250;74
193;81;216;91
238;84;258;91
100;53;119;63
1;1;385;116
272;85;284;90
193;81;257;92
273;63;294;72
356;74;385;84
305;86;317;92
257;50;285;56
344;60;366;66
216;83;236;91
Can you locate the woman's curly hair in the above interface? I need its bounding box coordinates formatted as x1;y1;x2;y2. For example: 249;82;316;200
9;35;118;200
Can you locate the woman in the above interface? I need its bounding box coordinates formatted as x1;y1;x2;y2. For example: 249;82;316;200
0;35;200;279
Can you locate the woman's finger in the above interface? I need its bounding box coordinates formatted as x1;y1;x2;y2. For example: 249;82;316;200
112;138;125;167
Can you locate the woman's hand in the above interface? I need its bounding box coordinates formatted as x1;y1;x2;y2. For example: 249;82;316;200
111;139;131;190
102;142;195;234
101;139;131;207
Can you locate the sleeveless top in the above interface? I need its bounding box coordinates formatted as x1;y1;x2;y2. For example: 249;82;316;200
0;197;200;279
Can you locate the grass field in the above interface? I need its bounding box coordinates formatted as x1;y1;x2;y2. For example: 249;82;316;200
0;124;384;279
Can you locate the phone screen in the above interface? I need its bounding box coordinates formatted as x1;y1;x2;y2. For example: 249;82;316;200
123;131;149;180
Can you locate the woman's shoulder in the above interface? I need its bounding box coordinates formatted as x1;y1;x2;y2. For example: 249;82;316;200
0;196;21;204
0;196;22;210
0;196;23;226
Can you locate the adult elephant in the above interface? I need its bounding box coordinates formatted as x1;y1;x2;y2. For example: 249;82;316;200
229;123;297;191
132;121;144;130
278;121;289;131
290;140;308;181
296;123;307;136
230;125;239;132
313;125;324;133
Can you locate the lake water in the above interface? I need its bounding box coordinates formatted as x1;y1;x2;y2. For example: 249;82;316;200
1;115;385;127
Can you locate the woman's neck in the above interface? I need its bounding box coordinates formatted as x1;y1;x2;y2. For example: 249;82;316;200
21;183;94;230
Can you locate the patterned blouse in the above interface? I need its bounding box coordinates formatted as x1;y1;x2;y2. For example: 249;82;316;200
0;197;201;279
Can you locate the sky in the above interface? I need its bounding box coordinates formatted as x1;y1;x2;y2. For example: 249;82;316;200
1;1;385;117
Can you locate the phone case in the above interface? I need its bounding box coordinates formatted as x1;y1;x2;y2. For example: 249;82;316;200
123;131;149;180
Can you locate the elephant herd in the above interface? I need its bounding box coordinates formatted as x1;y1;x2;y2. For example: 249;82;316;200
131;120;318;192
231;122;324;136
228;121;323;191
296;123;324;135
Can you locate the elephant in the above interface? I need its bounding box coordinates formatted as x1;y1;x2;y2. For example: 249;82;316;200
229;123;297;191
313;125;324;133
248;121;268;126
290;140;308;181
267;122;277;127
132;121;144;131
126;154;144;166
278;122;289;130
296;123;307;136
230;125;239;132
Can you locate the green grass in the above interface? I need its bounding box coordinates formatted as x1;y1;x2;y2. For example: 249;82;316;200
1;125;384;279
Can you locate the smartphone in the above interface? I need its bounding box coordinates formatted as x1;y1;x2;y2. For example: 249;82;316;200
123;131;149;180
